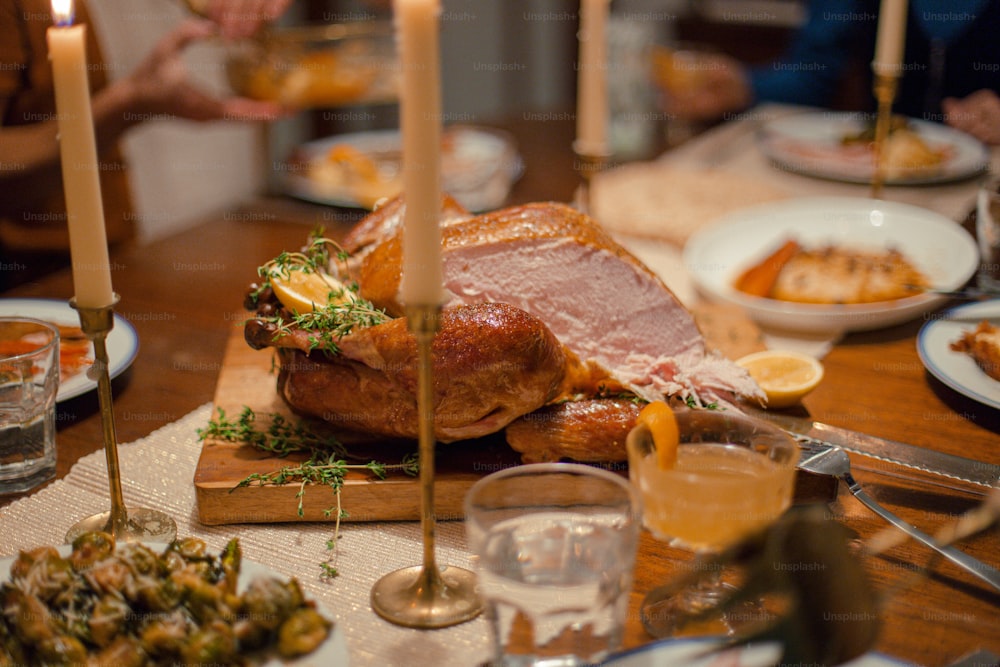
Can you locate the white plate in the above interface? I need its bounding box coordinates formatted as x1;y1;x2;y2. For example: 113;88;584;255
918;300;1000;410
284;125;523;212
0;298;138;402
602;636;910;667
757;111;989;185
0;542;348;666
683;197;979;334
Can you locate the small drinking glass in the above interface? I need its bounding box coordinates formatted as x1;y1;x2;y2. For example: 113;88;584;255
976;172;1000;293
464;462;641;667
0;317;59;494
626;407;799;638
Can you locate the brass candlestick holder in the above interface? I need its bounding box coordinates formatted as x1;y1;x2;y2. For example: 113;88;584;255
369;303;482;628
64;296;177;544
573;142;611;214
870;72;899;199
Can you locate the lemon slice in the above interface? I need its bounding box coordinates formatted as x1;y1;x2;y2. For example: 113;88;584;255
736;350;824;409
270;269;354;314
636;401;679;470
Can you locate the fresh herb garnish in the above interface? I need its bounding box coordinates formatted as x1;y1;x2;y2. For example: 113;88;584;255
685;395;721;410
199;407;419;579
249;229;390;355
275;299;389;355
250;227;347;303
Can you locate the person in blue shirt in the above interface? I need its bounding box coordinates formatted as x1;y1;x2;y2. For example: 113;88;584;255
662;0;1000;144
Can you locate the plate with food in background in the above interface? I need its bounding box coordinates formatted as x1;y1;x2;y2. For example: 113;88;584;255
0;298;138;402
283;125;523;212
683;197;978;333
918;300;1000;410
756;111;989;185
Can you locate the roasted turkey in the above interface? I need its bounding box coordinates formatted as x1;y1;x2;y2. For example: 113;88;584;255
245;198;762;460
245;302;566;442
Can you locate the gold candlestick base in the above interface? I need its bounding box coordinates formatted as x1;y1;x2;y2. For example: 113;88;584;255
870;72;899;199
64;296;177;545
370;303;481;628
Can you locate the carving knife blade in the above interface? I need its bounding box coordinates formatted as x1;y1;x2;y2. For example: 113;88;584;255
747;408;1000;490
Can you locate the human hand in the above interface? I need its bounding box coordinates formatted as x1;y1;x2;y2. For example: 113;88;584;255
122;19;284;123
651;48;752;122
942;89;1000;145
201;0;294;39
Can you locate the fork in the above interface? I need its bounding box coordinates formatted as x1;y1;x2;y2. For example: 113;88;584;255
796;437;1000;592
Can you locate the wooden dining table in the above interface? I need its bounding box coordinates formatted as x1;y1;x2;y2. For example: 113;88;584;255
1;111;998;666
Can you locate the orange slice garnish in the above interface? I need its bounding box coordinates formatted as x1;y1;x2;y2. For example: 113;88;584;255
637;401;679;469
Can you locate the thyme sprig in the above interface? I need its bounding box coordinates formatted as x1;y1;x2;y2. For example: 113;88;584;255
199;407;419;579
199;406;349;458
273;299;389;355
252;227;349;295
249;228;390;355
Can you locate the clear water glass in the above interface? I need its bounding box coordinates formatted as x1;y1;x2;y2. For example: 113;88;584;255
0;317;59;494
464;462;641;667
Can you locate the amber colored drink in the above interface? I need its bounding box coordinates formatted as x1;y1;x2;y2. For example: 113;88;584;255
631;443;796;552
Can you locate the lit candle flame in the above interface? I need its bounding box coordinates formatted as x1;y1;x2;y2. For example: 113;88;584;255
51;0;73;27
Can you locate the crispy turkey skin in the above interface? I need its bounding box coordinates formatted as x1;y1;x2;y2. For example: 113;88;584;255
245;302;567;442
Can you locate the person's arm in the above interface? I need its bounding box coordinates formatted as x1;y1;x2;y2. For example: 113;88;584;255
0;19;282;218
655;0;871;122
748;0;871;107
942;90;1000;145
0;118;63;218
92;19;283;143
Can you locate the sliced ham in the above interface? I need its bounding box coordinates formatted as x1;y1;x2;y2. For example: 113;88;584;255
359;202;762;407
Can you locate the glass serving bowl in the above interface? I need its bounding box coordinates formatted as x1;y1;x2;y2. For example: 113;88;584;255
225;22;398;109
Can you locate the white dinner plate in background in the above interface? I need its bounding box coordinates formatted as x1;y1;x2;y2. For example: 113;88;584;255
918;300;1000;410
284;125;523;212
757;111;989;185
683;197;978;334
0;298;138;402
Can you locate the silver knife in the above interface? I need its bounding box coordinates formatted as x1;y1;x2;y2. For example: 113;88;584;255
747;408;1000;490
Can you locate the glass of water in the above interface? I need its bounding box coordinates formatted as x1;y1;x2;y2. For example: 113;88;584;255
0;317;59;494
464;463;641;667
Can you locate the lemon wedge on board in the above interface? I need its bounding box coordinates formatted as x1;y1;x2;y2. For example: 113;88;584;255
736;350;824;409
636;401;679;470
270;270;354;314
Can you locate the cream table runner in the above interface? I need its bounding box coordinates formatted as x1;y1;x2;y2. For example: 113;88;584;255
0;404;493;667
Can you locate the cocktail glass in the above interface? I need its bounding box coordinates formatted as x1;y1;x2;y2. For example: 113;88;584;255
626;407;799;638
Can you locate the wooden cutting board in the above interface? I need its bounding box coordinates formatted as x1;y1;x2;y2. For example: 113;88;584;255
194;324;837;526
193;329;521;525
